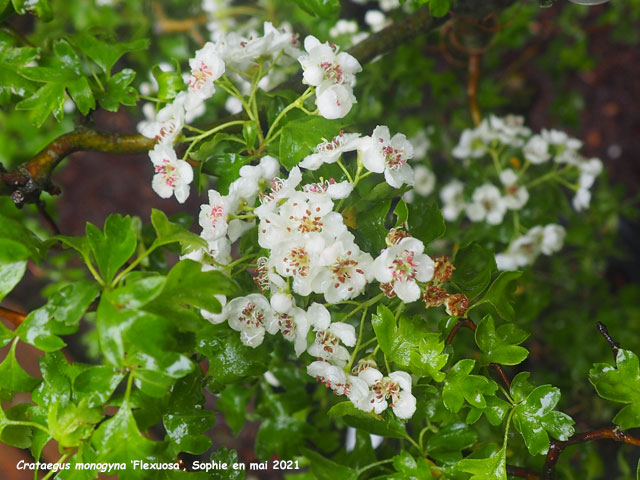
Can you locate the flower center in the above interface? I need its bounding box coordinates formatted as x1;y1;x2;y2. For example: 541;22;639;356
316;131;345;153
190;61;213;90
320;61;344;84
389;250;418;282
315;330;339;355
238;302;265;329
371;378;401;406
331;254;363;290
206;204;224;229
282;247;310;277
154;159;178;187
278;313;296;340
379;140;407;170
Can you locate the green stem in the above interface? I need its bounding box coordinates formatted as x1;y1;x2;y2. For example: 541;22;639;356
40;453;71;480
139;94;162;103
346;307;369;372
110;244;156;287
403;432;422;453
181;119;247;161
337;160;354;183
356;459;394;477
341;293;384;322
263;87;314;145
124;372;134;405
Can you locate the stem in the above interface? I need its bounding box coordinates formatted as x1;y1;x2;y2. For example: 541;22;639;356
336;160;354;183
346;307;369;371
263;87;314;145
181;119;247;161
0;306;27;327
110;244;156;287
40;453;71;480
356;459;393;477
341;294;384;322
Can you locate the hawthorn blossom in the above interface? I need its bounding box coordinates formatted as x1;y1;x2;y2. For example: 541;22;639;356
300;131;361;170
312;234;373;303
148;143;193;203
487;115;531;147
360;125;414;188
180;236;231;272
359;368;416;419
187;42;225;108
274;306;310;356
231;155;280;200
372;236;434;302
495;224;566;270
139;94;186;144
270;234;326;296
298;35;361;119
541;224;566;255
440;180;466;221
306;303;356;367
308;361;372;411
499;169;529;210
199;189;238;241
523;135;551;164
255;167;303;217
466;184;507;225
224;294;278;348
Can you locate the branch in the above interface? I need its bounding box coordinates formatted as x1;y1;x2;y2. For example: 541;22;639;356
597;321;619;361
0;7;447;206
543;428;640;479
0;306;27;327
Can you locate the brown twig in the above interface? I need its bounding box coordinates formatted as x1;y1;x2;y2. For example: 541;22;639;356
0;306;27;327
36;199;61;235
467;54;482;126
543;428;640;479
507;465;541;480
596;321;619;361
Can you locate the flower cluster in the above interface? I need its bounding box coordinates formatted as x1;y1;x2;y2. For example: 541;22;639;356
297;36;362;119
495;224;566;271
444;115;603;221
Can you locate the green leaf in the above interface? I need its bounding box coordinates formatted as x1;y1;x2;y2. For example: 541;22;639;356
73;34;148;76
327;401;407;438
209;448;245;480
0;41;39;105
292;0;340;18
163;371;215;455
0;404;33;448
217;383;254;435
106;275;166;310
429;0;451;17
302;448;357;480
425;421;477;464
255;414;307;461
511;383;574;455
355;199;391;255
146;259;237;321
590;349;640;429
74;366;124;407
0;339;40;392
451;242;497;300
11;0;52;19
457;447;506;480
91;400;159;477
0;214;44;261
97;68;139;111
86;214;137;284
48;400;103;448
475;315;529;366
371;304;395;355
442;359;496;413
197;323;269;391
407;200;445;245
17;281;99;352
279;116;340;169
152;64;185;101
474;271;522;321
15;81;66;126
0;321;14;348
150;208;207;253
0;238;29;303
409;334;449;382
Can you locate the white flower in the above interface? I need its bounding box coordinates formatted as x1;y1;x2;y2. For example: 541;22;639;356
308;361;372;412
359;368;416;419
499;169;529;210
307;303;355;367
466;184;507;225
200;294;227;324
270;234;326;296
275;307;310;356
199;189;238;240
412;165;436;196
316;83;357;119
372;237;434;302
541;224;566;255
255;167;303;217
149;144;193;203
298;36;361;89
329;19;358;38
487;115;530;147
360;125;414;188
452;126;488;159
139;95;186;144
303;179;354;199
364;10;388;32
231;155;280;200
312;235;373;303
300;131;361;170
440;180;465;221
523;135;550;164
180;236;231;272
572;188;591;211
225;294;278;348
187;42;225;106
